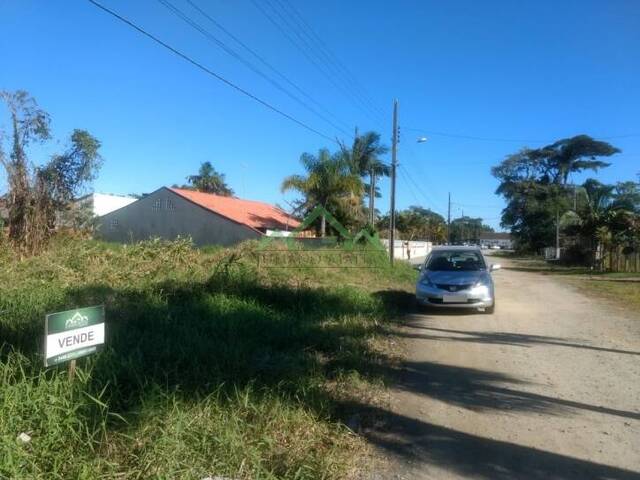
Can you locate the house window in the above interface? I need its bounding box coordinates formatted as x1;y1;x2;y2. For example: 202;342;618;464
110;219;119;229
152;199;162;211
166;199;175;211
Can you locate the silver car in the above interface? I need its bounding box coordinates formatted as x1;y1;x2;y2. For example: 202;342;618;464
416;246;500;313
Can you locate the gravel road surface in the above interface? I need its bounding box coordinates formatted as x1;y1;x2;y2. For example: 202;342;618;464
367;255;640;479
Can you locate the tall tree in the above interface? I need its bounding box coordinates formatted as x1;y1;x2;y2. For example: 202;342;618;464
343;131;389;224
0;90;102;253
0;90;50;244
541;135;620;185
281;149;362;236
492;135;620;251
569;178;638;262
186;161;233;196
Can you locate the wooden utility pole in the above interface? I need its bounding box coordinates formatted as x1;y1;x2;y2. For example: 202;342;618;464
555;209;561;260
447;192;451;245
389;99;398;265
370;170;376;225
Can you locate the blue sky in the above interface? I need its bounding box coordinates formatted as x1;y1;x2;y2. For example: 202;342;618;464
1;0;639;229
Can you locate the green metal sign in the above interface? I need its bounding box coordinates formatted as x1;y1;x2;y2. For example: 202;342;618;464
45;305;105;366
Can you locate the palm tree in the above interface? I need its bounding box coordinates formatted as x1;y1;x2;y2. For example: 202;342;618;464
344;131;389;224
186;161;233;196
572;179;634;265
281;149;363;236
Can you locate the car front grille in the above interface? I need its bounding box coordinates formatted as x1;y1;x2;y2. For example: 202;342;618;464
435;283;473;292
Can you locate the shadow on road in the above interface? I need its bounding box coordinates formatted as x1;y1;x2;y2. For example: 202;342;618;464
401;321;640;357
352;403;640;480
392;360;640;421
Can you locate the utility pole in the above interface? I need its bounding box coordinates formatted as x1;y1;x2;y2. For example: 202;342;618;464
370;171;376;225
555;209;561;260
447;192;451;245
389;99;398;265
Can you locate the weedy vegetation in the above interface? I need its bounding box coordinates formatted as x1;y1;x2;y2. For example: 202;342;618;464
0;237;416;479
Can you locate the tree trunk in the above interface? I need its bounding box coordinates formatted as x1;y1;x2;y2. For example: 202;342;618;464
320;213;326;237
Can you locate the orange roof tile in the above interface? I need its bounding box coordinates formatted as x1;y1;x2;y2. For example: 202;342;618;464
170;188;301;233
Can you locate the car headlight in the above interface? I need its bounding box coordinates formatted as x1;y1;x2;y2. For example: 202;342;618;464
420;276;435;287
471;279;490;294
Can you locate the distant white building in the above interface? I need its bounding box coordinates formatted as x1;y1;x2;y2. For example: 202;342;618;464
381;239;433;260
479;232;513;249
75;193;138;217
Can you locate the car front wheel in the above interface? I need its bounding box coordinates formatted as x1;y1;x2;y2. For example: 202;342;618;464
484;301;495;314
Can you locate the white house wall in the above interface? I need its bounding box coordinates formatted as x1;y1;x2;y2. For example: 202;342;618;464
92;193;137;216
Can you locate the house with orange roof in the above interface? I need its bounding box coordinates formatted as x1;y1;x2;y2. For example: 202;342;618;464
97;187;301;246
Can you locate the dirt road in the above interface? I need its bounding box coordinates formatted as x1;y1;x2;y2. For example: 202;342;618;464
367;255;640;479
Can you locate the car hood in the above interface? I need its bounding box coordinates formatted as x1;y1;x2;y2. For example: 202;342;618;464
425;270;488;285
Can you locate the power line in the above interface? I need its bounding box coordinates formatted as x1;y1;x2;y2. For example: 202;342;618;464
183;0;353;135
86;0;338;143
397;165;424;207
257;0;368;118
156;0;352;138
275;0;386;121
266;0;384;125
251;0;385;131
400;143;448;212
398;164;447;217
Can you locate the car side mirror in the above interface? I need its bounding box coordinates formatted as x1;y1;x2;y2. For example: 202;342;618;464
415;263;423;271
490;264;501;272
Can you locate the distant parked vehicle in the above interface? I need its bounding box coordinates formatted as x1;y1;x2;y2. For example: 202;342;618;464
490;244;501;250
415;246;500;313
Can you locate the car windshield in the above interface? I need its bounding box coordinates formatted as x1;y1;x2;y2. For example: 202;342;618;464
426;250;486;271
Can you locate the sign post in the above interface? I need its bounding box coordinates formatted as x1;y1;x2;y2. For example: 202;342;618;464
45;306;105;369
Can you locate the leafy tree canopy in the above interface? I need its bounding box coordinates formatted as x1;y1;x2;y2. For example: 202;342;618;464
0;90;102;253
492;135;621;252
281;148;363;236
184;161;234;196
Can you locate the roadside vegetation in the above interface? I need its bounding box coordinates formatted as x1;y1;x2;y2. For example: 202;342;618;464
0;236;416;479
492;135;640;267
502;254;640;312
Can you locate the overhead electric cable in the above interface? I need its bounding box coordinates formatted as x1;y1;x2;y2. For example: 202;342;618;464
184;0;353;134
398;164;447;217
156;0;352;138
86;0;338;143
250;0;385;131
274;0;386;120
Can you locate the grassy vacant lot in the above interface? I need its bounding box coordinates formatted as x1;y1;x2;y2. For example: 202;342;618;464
0;237;416;479
501;254;640;312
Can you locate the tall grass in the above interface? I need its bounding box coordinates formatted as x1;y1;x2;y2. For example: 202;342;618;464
0;237;416;479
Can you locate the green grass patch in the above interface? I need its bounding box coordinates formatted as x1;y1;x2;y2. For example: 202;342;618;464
0;237;416;479
564;278;640;313
502;254;640;313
